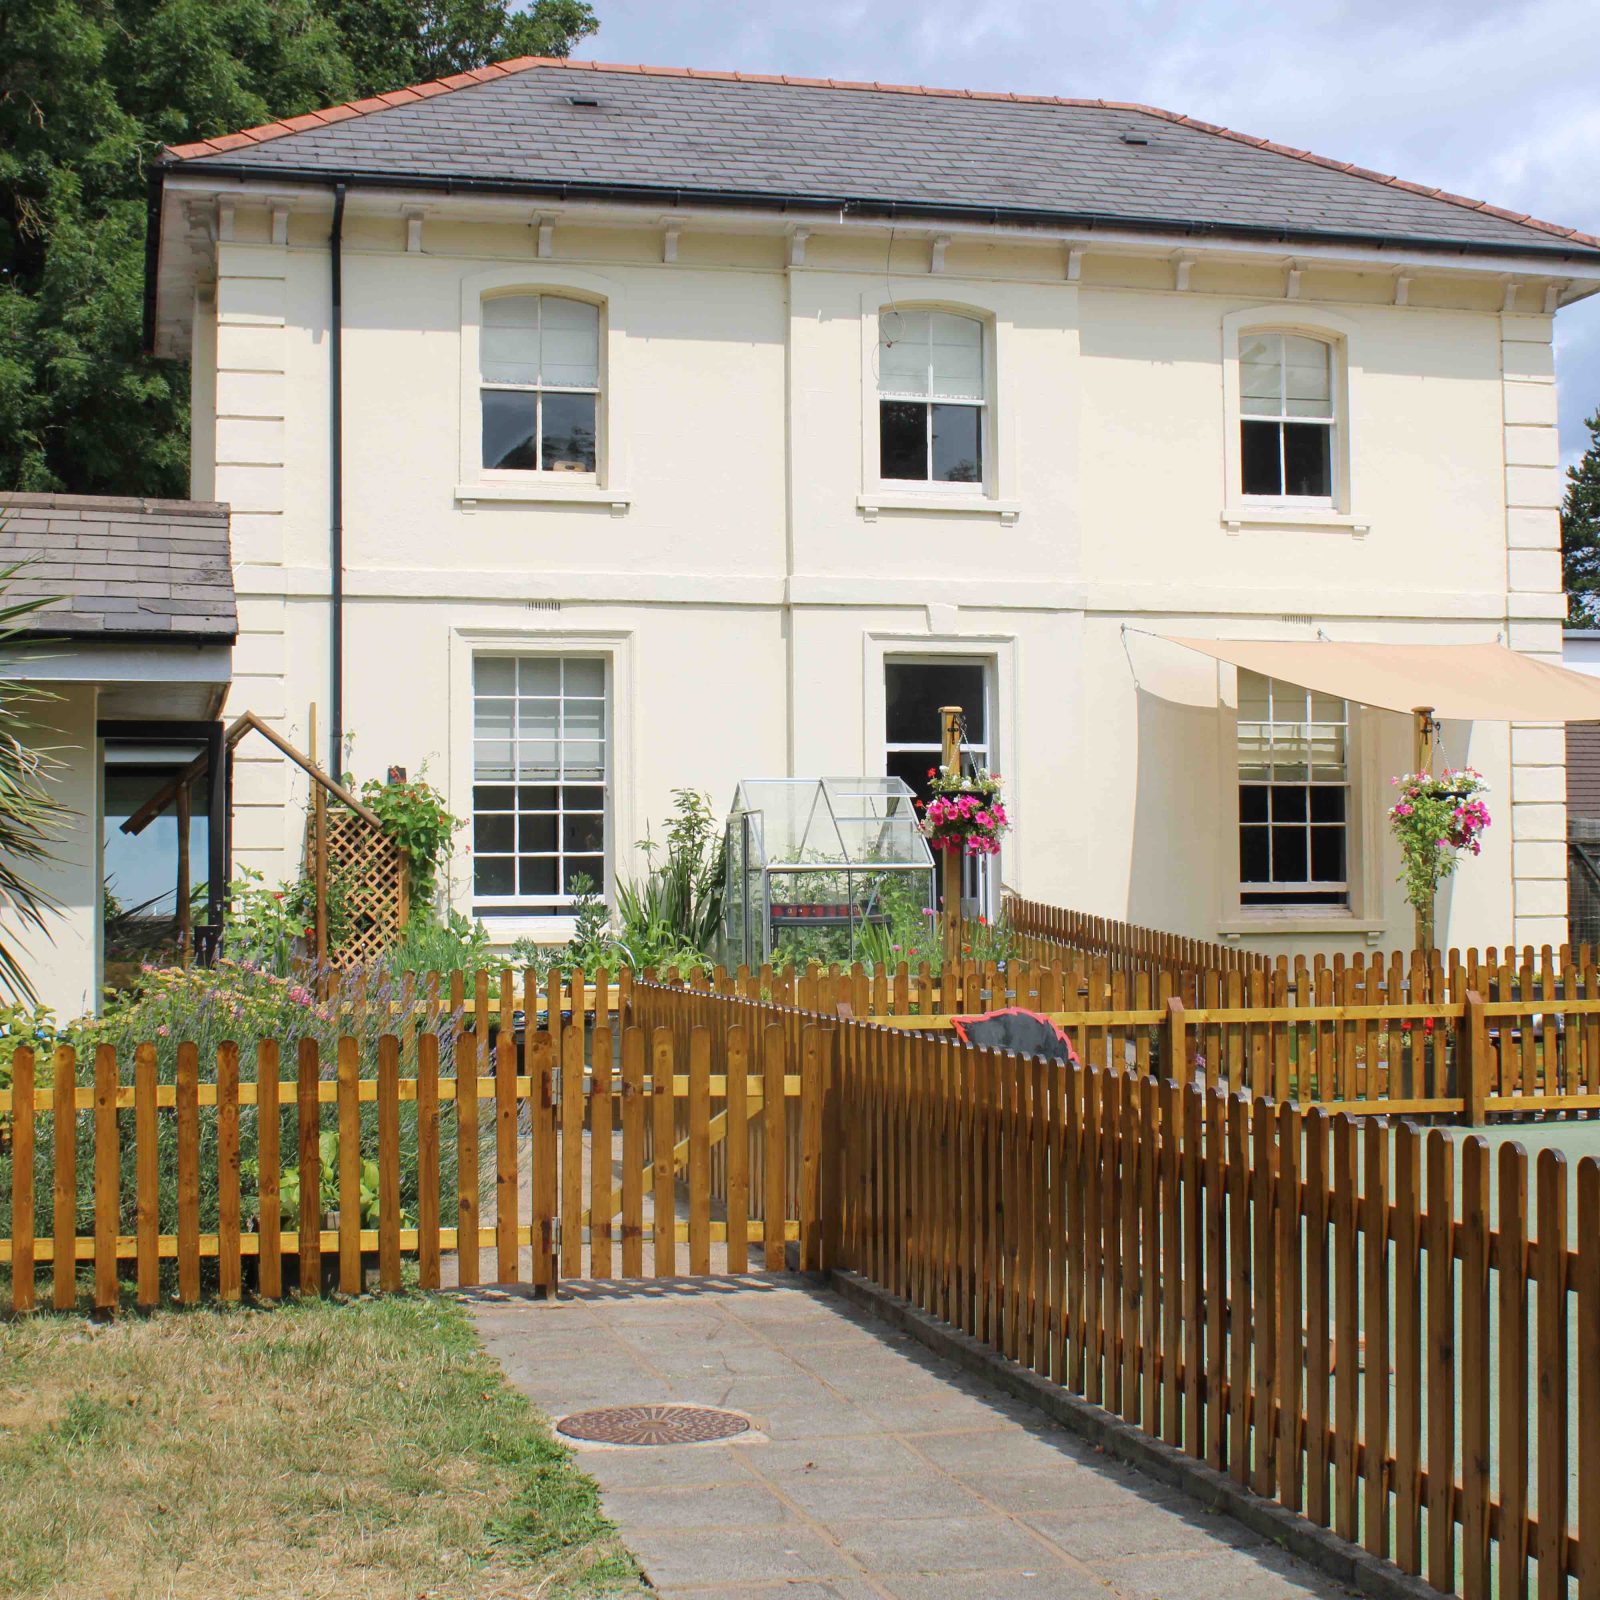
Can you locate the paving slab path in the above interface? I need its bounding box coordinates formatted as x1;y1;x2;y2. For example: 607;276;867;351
473;1275;1354;1600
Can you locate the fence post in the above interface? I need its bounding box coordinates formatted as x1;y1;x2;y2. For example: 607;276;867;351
1165;996;1186;1082
1461;989;1489;1126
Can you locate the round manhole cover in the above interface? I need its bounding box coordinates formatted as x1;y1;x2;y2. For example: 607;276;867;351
557;1404;751;1446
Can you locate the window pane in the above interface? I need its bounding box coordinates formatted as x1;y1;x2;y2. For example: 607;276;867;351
1240;826;1270;882
475;659;515;696
519;857;558;895
1240;332;1282;417
518;784;558;810
564;857;605;893
516;741;559;779
878;309;930;395
482;390;539;470
1271;826;1308;883
565;659;605;697
1238;671;1271;721
474;696;513;740
1241;420;1282;495
564;700;604;744
1270;787;1307;822
930;313;983;401
931;403;982;483
474;740;512;781
1284;336;1333;418
1310;787;1346;823
564;785;605;810
880;400;927;480
1237;723;1269;781
886;660;987;744
1283;424;1332;497
475;856;514;895
563;813;605;852
1310;825;1345;881
541;391;597;473
562;739;605;778
539;297;599;388
519;698;558;741
474;813;513;852
519;659;560;696
481;295;541;385
519;812;557;852
474;784;515;811
1239;785;1269;823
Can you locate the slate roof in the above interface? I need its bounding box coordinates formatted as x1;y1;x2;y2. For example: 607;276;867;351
163;59;1600;260
0;494;236;642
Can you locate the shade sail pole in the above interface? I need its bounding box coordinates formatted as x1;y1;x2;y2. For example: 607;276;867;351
940;706;963;977
1414;705;1436;952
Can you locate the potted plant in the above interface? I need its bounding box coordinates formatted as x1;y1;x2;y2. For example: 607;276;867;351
1387;766;1491;949
919;764;1011;858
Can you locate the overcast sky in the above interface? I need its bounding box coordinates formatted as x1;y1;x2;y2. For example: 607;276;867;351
576;0;1600;470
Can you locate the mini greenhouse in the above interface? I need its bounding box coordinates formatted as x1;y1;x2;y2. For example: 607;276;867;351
721;777;936;967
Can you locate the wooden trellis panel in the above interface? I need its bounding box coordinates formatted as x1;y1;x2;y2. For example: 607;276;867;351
305;807;410;969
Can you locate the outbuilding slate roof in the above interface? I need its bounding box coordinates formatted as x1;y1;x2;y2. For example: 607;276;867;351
0;494;236;642
163;58;1600;260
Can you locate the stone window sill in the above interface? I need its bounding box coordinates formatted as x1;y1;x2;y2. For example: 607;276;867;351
1221;505;1369;537
858;492;1020;525
456;481;632;515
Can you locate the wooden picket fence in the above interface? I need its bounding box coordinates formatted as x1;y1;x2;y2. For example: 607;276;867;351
0;977;833;1314
830;1015;1600;1598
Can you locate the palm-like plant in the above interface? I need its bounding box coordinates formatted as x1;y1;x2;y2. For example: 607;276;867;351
0;559;68;1003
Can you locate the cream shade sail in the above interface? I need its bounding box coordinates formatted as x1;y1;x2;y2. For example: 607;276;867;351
1162;639;1600;722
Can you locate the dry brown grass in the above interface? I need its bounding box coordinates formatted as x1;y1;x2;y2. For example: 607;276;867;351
0;1293;644;1599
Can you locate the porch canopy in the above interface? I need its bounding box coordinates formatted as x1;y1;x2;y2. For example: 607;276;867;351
1162;638;1600;722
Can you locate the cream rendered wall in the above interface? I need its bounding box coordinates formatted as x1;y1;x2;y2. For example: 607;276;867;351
194;202;1560;953
6;687;101;1019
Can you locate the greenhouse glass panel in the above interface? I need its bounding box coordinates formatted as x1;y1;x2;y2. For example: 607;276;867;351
720;777;936;968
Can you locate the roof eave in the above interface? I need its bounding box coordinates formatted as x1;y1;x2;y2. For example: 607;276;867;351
153;157;1600;269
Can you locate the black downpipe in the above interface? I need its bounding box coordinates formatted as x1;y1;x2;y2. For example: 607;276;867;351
329;183;346;775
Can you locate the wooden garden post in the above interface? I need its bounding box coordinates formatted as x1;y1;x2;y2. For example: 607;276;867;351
1413;706;1436;952
940;705;963;979
176;779;192;967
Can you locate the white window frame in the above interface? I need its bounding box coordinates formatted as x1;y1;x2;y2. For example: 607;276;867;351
455;263;632;510
448;625;635;947
468;653;610;920
1237;332;1336;507
1219;304;1366;535
855;288;1021;522
876;648;1006;921
1214;660;1385;935
1236;675;1350;908
478;294;601;476
875;309;986;492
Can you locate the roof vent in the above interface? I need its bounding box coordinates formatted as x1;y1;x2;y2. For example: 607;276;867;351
567;94;600;107
1119;129;1151;145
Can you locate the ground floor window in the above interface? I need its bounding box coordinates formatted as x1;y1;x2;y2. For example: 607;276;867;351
885;657;994;918
471;655;607;917
1237;671;1349;907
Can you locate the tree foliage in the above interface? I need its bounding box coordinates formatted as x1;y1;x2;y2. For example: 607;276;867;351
1564;408;1600;627
0;0;597;497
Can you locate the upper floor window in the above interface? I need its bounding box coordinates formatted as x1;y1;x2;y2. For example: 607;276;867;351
480;295;599;474
1239;332;1334;501
1237;671;1349;908
877;309;984;485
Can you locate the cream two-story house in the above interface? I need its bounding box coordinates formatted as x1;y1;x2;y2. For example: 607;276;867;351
145;59;1600;957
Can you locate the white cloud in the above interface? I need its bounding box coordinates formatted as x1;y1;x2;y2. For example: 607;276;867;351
583;0;1600;460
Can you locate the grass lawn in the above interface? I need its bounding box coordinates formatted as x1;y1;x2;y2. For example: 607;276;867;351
0;1292;644;1599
